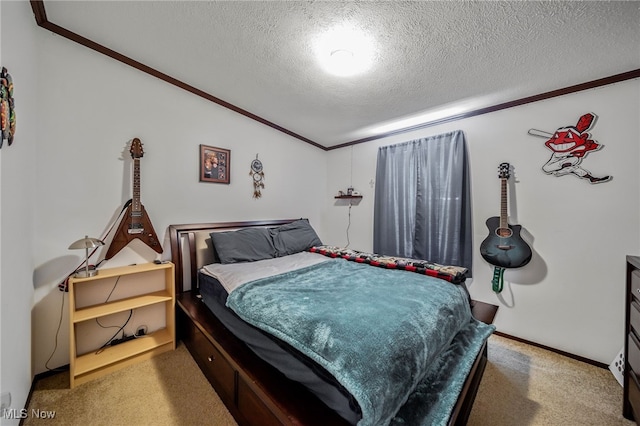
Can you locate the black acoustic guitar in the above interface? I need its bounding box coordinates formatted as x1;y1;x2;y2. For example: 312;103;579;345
105;138;162;259
480;163;532;270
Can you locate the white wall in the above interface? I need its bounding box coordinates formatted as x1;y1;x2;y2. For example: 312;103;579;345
29;20;327;374
1;1;38;421
325;79;640;364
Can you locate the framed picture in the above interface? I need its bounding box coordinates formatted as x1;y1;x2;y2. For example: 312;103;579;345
200;144;230;184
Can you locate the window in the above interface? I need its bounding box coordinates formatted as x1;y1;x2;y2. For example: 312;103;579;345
373;130;472;274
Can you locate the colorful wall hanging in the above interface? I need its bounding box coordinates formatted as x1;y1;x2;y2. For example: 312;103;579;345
250;154;264;198
528;112;611;184
0;67;16;148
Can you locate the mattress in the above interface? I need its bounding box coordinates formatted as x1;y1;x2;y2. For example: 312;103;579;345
198;270;362;424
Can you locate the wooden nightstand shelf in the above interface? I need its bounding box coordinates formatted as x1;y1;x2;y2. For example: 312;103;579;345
68;262;176;388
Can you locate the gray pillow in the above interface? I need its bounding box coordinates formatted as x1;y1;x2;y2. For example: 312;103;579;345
210;227;276;264
270;219;322;256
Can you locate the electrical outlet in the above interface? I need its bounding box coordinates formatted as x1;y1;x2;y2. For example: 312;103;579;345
609;346;625;387
1;392;11;410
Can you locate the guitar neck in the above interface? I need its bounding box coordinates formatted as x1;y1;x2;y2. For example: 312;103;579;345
499;177;508;229
132;158;141;215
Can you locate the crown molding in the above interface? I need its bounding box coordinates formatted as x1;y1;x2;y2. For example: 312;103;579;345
28;0;326;151
30;1;640;152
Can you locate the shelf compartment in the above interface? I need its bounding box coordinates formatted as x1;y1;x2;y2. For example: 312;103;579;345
74;328;174;377
73;290;173;323
70;262;174;283
72;342;174;388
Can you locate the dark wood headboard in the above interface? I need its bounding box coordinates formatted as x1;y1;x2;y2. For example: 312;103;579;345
168;219;297;295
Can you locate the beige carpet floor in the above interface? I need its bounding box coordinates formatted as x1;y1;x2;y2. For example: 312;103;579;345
468;335;633;426
24;336;634;426
23;344;236;426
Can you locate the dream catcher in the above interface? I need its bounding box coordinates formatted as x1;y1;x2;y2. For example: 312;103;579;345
0;67;16;148
250;154;265;198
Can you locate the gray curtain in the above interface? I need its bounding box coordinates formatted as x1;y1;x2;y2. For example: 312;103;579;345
373;130;472;274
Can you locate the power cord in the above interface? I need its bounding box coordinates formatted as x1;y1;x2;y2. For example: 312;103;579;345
345;203;352;248
95;309;133;354
95;276;137;349
95;276;124;335
44;289;66;372
104;276;121;302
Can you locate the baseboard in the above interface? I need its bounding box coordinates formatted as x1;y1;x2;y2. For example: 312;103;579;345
20;365;70;426
494;331;608;369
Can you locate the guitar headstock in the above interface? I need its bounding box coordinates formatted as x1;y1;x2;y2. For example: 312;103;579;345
130;138;144;159
498;162;511;180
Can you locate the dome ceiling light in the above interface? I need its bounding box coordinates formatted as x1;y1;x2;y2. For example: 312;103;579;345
315;25;375;77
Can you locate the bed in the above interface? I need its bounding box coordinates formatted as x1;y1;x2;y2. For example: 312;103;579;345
169;219;497;426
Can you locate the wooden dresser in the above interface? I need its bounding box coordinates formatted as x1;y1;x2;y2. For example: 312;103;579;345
624;255;640;422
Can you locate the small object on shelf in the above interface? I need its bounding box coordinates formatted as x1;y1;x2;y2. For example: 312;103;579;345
68;235;105;278
335;188;362;199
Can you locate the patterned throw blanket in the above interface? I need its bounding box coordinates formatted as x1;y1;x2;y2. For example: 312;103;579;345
226;259;494;425
309;245;468;284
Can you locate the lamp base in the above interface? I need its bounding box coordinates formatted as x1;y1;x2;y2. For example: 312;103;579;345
74;266;98;278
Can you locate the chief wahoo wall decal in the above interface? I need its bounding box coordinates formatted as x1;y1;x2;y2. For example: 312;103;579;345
528;113;611;184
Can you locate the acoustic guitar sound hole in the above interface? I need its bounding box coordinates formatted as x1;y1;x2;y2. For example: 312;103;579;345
496;228;512;238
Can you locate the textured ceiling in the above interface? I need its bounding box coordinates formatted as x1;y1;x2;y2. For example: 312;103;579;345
43;1;640;148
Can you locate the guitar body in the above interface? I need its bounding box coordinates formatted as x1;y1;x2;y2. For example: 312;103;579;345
480;216;532;269
105;203;162;260
104;138;163;260
481;162;532;271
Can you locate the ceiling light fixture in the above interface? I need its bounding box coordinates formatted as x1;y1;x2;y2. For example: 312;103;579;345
315;25;375;77
331;49;354;61
328;49;356;75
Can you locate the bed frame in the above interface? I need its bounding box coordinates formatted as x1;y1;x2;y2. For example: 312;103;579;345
169;220;497;426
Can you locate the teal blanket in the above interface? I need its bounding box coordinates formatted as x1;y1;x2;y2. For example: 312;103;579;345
226;259;494;425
